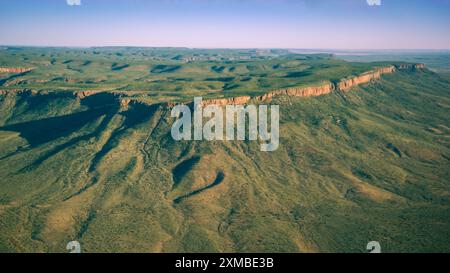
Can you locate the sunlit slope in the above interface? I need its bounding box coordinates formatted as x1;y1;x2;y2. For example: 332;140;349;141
0;69;449;253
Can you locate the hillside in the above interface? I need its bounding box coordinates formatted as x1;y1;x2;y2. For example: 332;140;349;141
0;49;449;253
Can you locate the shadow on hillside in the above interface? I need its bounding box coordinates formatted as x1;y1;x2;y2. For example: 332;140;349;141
1;93;119;146
172;156;201;187
22;99;159;172
0;71;32;86
173;171;225;204
88;102;160;172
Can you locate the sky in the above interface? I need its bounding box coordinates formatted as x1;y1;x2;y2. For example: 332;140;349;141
0;0;449;49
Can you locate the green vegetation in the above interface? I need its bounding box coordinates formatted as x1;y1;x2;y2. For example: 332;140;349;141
0;48;449;253
0;47;386;102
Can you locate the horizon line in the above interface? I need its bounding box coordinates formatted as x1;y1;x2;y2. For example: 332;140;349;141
1;44;450;52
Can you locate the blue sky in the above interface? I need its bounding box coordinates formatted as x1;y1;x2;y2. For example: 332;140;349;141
0;0;449;49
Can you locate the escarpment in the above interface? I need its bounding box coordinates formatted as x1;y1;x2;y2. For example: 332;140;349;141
336;65;396;91
0;67;34;73
62;63;427;108
255;82;335;101
199;96;252;107
0;89;36;96
75;90;106;99
0;63;425;109
198;82;336;107
199;64;416;107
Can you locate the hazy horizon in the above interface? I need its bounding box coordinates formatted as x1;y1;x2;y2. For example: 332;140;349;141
2;45;450;52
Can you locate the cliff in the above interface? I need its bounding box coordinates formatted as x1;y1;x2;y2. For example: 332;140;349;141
0;89;35;95
199;96;252;107
199;64;407;107
337;66;396;91
120;98;132;108
0;63;425;108
75;90;105;99
0;67;34;73
198;82;335;108
255;82;335;101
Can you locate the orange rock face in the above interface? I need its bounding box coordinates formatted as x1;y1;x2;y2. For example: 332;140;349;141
176;64;421;108
337;66;396;91
1;64;425;110
255;82;335;102
0;67;34;73
200;96;252;107
120;98;131;108
75;90;104;99
199;83;336;108
0;89;35;95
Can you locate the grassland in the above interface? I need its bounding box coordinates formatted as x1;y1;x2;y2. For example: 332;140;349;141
0;48;449;253
0;47;389;103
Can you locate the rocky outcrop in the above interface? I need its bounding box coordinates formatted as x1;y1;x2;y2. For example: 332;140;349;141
0;67;34;73
1;63;426;110
200;96;252;107
199;65;398;107
75;90;105;99
0;89;36;95
337;66;396;91
120;98;131;108
255;82;335;101
75;91;136;109
199;83;335;107
139;64;421;109
4;79;27;87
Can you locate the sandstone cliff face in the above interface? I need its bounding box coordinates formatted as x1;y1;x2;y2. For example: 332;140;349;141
120;98;132;108
0;89;36;95
198;83;335;107
0;67;34;73
1;64;425;109
200;96;252;107
75;90;104;99
255;82;335;102
200;65;397;106
337;66;396;91
165;64;422;108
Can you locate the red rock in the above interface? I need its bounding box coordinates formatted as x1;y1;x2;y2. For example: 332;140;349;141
337;66;396;91
0;67;34;73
